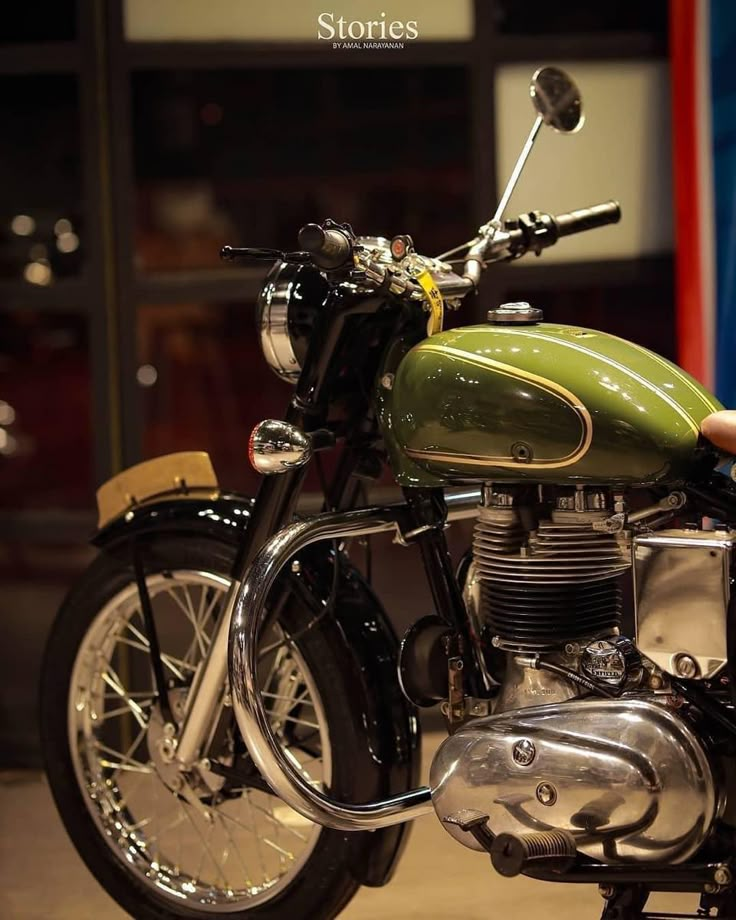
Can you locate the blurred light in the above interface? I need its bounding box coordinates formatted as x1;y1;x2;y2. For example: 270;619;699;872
200;102;223;126
54;218;72;236
23;261;52;286
56;231;80;253
0;401;16;426
136;364;158;386
29;243;47;260
0;430;16;456
11;214;35;236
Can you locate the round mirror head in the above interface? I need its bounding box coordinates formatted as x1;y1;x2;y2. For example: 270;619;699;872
530;66;584;133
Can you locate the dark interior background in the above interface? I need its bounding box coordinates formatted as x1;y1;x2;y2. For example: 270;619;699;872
0;0;671;765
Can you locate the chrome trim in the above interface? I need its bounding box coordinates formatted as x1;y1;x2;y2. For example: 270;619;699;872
257;266;300;382
431;697;718;864
229;505;434;831
634;528;736;678
250;419;312;475
444;487;481;520
176;487;479;766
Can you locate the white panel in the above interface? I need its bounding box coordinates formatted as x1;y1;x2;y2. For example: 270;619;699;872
125;0;473;42
494;61;673;262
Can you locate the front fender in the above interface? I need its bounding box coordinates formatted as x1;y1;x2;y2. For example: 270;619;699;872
92;492;254;550
93;490;420;887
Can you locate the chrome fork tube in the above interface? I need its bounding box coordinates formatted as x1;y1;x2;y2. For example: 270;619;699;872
176;465;309;767
228;505;434;831
175;582;237;767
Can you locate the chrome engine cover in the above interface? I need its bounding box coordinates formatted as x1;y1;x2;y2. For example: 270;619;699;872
430;698;718;864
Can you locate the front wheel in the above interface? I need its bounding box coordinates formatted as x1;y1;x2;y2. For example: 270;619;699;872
41;534;365;919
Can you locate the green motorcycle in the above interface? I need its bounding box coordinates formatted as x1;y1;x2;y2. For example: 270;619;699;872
42;67;736;920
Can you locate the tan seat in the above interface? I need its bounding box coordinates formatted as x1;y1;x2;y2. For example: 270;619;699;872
701;410;736;454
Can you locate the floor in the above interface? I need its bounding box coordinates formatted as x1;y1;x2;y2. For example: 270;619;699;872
1;735;699;920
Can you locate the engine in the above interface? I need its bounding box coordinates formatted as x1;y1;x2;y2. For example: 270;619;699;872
466;483;636;713
473;483;629;655
428;483;733;868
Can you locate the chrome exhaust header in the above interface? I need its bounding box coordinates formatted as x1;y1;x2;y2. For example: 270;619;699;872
228;503;438;831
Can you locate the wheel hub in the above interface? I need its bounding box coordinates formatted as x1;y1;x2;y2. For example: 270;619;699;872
146;688;225;796
146;689;187;791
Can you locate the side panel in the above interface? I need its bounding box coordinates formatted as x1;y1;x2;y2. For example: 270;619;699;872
383;324;723;486
94;493;419;887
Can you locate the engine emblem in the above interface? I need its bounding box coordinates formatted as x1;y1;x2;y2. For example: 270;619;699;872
512;739;536;766
581;637;641;688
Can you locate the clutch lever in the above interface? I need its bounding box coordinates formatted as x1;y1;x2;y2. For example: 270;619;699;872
220;245;313;265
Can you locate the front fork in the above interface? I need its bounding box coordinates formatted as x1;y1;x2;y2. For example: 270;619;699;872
174;467;308;769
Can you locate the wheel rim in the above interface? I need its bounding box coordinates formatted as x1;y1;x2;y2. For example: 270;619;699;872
68;570;331;912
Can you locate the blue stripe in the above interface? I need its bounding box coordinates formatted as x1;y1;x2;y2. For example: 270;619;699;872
710;0;736;406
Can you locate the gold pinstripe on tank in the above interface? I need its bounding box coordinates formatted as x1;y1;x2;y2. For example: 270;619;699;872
404;344;593;470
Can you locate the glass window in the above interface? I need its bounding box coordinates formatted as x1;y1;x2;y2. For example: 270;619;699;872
494;0;666;36
495;60;672;262
137;300;407;498
138;301;291;495
0;75;83;282
0;1;77;43
0;312;93;511
131;67;471;272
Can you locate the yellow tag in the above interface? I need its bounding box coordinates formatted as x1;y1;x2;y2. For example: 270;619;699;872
417;269;444;336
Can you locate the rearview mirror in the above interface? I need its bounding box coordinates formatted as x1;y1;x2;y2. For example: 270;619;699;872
530;66;584;134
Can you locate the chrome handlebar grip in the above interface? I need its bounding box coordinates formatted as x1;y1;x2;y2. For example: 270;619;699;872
228;505;434;831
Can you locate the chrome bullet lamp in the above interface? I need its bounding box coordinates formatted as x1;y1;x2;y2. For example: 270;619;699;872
248;420;313;475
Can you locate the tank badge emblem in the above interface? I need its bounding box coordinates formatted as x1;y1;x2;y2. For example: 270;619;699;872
512;739;536;766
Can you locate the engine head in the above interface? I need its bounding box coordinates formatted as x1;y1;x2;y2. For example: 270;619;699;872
473;484;630;653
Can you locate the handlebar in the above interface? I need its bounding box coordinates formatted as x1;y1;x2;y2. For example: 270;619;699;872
298;222;353;270
462;199;620;286
503;199;621;259
221;200;621;301
554;200;621;238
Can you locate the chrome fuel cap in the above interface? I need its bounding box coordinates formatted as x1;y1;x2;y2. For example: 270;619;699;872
487;301;543;324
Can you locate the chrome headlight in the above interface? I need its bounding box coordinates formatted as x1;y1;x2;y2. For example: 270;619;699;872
256;262;328;382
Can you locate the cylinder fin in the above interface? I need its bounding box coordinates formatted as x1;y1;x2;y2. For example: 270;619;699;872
474;499;630;651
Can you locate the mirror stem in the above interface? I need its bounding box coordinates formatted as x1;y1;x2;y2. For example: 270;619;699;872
493;114;543;223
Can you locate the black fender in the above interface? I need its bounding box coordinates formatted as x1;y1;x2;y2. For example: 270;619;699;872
93;492;420;888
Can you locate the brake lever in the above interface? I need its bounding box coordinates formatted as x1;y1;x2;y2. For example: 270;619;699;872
220;246;313;265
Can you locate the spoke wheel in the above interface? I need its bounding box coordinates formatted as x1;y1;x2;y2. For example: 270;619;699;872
70;571;329;911
42;536;362;920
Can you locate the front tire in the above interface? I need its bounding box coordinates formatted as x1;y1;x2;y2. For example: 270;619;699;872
41;534;364;919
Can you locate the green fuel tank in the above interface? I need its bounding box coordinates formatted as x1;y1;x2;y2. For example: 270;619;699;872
380;323;723;487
